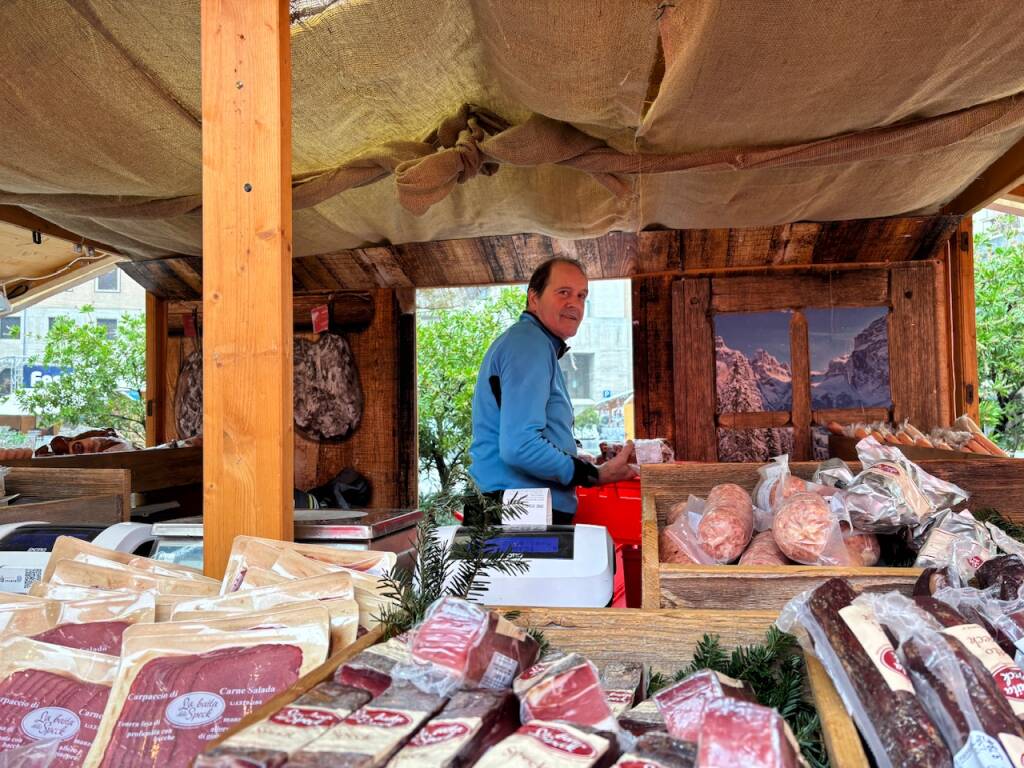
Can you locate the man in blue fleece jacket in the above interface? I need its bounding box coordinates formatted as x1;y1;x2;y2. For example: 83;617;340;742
469;257;637;523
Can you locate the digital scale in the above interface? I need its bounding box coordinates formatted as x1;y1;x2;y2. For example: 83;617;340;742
0;521;156;594
432;524;614;608
151;508;422;572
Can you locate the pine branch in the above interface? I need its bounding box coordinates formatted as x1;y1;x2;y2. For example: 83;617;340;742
975;507;1024;542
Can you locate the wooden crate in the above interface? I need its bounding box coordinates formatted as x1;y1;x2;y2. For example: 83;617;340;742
641;462;922;611
1;467;131;525
642;457;1024;610
209;609;866;767
829;434;994;462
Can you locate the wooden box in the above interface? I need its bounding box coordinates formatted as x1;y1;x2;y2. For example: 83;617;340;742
829;434;997;463
0;467;132;525
640;462;923;611
210;609;867;767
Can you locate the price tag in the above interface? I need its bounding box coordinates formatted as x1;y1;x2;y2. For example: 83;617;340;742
182;314;197;338
311;304;329;334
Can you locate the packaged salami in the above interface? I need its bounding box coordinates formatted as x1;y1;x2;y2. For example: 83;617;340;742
220;536;395;594
866;591;1024;766
0;636;118;768
696;484;754;563
196;681;371;768
837;436;968;533
83;603;331;768
915;509;993;569
659;508;714;566
41;535;212;585
513;652;617;731
777;578;950;768
934;585;1022;661
772;493;851;566
388;688;519;767
286;682;446;767
697;699;806;768
394;596;540;697
977;555;1024;601
473;721;620;768
170;572;358;651
653;669;755;741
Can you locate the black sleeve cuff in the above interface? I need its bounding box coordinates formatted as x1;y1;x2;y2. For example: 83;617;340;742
572;457;600;488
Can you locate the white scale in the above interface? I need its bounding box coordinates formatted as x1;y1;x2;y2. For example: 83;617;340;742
432;524;614;608
0;522;156;594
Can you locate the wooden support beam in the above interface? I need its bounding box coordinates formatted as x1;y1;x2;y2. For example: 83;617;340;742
631;275;676;444
789;311;811;461
201;0;293;578
943;135;1024;216
947;220;981;422
716;411;791;429
166;293;375;336
145;293;168;446
673;278;717;461
0;205;123;256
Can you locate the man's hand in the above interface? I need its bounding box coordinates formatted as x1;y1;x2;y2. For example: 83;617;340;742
597;440;640;485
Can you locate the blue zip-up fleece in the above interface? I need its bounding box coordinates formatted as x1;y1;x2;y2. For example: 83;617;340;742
470;312;589;514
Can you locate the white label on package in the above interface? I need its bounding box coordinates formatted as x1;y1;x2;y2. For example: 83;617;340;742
301;706;423;759
479;652;519;689
220;705;347;753
997;733;1024;768
919;528;959;563
390;716;483;767
838;603;914;694
502;488;552;525
944;624;1024;717
0;568;40;594
634;440;664;465
954;731;1013;768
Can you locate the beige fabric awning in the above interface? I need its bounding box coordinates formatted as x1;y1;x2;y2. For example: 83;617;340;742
1;0;1023;266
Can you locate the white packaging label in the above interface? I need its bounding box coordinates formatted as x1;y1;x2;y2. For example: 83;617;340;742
944;624;1024;717
474;722;608;767
300;706;421;759
998;732;1024;768
389;716;482;767
919;528;959;563
634;440;664;465
839;603;914;694
479;652;519;689
865;462;932;518
220;705;347;753
604;689;636;717
954;731;1013;768
502;488;552;525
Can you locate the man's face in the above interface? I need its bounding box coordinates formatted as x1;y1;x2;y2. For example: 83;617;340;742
527;262;588;340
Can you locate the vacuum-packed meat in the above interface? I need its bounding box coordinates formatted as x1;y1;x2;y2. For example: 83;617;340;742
739;531;791;566
196;682;370;768
617;700;665;736
773;493;847;565
611;732;695;767
31;620;131;655
844;531;881;567
473;721;620;768
515;653;616;730
697;486;754;563
696;699;802;768
335;636;410;696
599;662;646;717
978;556;1024;601
653;669;755;742
387;689;518;767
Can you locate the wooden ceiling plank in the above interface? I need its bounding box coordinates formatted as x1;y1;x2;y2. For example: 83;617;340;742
943;134;1024;217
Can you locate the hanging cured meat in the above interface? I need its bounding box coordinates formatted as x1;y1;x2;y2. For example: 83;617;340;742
174;349;203;439
293;333;363;441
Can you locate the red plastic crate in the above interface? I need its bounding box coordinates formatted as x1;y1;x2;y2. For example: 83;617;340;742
575;479;643;545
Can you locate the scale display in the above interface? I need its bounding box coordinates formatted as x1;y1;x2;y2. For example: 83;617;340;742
452;527;574;560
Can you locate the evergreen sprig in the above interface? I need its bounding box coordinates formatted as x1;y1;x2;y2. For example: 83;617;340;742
375;488;536;641
649;627;829;768
975;507;1024;542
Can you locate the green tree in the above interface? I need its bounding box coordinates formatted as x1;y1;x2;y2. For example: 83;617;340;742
975;213;1024;452
418;286;525;499
575;406;600;431
17;307;146;442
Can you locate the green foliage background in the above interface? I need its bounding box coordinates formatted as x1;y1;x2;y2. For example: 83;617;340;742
975;213;1024;452
16;307;146;443
417;286;525;500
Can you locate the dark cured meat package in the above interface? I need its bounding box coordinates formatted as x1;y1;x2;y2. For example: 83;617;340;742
286;682;445;767
617;700;665;736
914;567;954;597
780;577;949;768
914;596;1024;720
31;620;131;656
473;721;621;768
96;644;303;768
387;688;518;767
0;636;117;768
611;732;695;767
696;699;803;768
653;669;755;742
196;682;370;768
335;636;411;697
978;555;1024;601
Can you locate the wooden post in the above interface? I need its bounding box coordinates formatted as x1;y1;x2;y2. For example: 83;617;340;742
144;292;168;446
947;220;981;423
789;311;811;461
201;0;293;578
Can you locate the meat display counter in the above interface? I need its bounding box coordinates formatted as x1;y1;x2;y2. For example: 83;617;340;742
150;508;421;572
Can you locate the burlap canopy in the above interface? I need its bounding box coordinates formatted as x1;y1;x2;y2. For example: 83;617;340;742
2;0;1024;266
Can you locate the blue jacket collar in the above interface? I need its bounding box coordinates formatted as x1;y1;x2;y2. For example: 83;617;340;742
522;312;570;359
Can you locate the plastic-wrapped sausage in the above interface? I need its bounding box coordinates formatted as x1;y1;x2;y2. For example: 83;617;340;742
697;485;754;563
773;493;850;566
739;531;791;566
845;531;881;567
